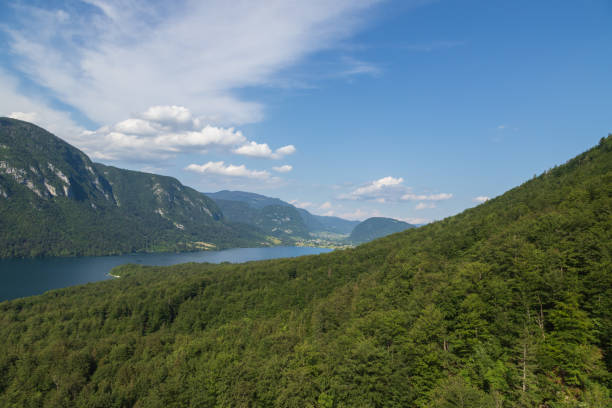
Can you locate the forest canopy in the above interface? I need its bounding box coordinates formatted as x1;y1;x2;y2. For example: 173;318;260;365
0;135;610;407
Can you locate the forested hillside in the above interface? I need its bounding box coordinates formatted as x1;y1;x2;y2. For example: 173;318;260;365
212;198;311;241
348;216;415;244
208;190;360;240
0;135;610;407
0;118;266;257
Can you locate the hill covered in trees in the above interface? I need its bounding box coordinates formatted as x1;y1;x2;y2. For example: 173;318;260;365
207;190;360;242
348;216;415;244
0;135;610;407
0;118;268;257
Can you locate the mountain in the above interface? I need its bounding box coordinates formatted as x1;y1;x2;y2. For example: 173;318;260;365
297;208;360;234
0;135;610;406
207;190;290;209
207;190;359;240
213;198;310;241
348;216;415;243
0;118;265;257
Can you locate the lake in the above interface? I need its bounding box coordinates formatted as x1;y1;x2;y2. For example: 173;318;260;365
0;246;333;302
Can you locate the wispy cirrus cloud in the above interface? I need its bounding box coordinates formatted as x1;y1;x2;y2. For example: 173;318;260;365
4;0;387;127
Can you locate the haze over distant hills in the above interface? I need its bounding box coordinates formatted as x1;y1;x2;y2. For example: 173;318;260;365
206;190;360;242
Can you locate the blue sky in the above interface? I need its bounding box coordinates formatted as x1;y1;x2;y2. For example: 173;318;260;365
0;0;610;223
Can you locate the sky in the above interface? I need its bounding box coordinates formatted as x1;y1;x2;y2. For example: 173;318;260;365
0;0;610;224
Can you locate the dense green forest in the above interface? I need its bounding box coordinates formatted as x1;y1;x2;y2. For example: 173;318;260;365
0;118;268;258
348;217;415;244
0;135;610;407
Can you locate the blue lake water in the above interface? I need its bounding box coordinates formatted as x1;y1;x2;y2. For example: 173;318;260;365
0;246;333;302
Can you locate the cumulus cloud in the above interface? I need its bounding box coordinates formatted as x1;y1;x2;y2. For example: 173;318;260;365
289;200;314;209
401;217;430;225
233;142;296;159
341;176;405;201
339;208;382;221
69;107;254;160
274;145;297;156
401;192;453;201
415;202;436;210
45;104;297;162
5;0;387;126
339;176;452;204
142;106;193;125
272;165;293;173
319;201;332;210
185;161;270;180
473;196;490;203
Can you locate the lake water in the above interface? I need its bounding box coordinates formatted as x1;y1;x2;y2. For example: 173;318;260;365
0;246;333;302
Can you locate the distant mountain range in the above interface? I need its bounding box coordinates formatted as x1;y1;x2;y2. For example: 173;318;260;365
0;118;416;258
0;118;266;258
206;190;360;241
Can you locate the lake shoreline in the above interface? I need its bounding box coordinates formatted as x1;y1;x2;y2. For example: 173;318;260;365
0;246;333;302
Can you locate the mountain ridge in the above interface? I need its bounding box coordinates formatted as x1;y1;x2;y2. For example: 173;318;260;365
206;190;360;241
0;118;266;257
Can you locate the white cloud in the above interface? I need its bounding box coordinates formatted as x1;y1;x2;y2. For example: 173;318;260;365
274;145;297;156
114;118;160;135
5;0;386;126
400;217;431;225
289;200;313;209
319;201;332;210
272;165;293;173
8;111;38;123
341;176;405;200
0;69;85;140
473;196;490;203
341;56;381;77
233;142;296;159
70;108;252;160
339;176;453;204
401;192;453;201
339;208;382;221
415;202;436;210
185;161;270;179
142;106;193;125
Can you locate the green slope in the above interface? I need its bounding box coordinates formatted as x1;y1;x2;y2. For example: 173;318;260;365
213;198;310;241
348;216;415;244
0;135;610;407
0;118;265;257
207;190;290;209
208;190;360;239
